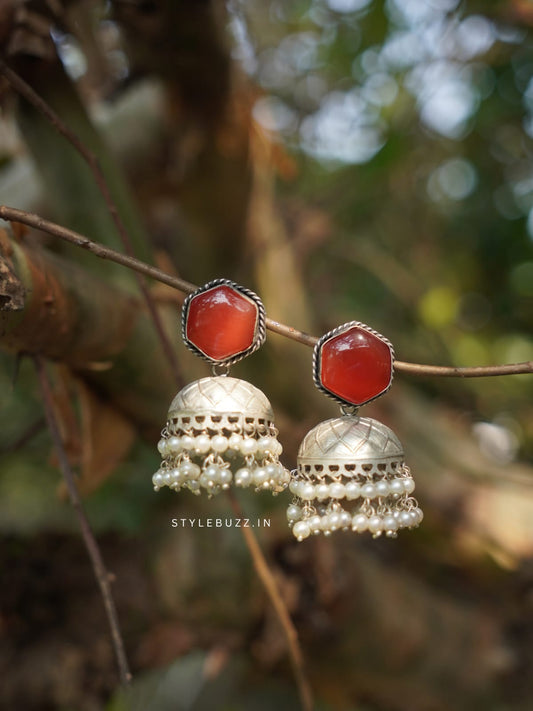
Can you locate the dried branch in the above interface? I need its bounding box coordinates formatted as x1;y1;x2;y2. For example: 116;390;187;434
2;206;532;379
34;356;132;687
0;60;183;388
228;492;314;711
0;417;46;454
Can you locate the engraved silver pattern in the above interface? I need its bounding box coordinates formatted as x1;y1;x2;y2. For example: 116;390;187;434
298;416;403;463
168;377;274;420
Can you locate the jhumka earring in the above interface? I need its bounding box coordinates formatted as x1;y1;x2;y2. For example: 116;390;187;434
288;322;423;540
152;279;289;496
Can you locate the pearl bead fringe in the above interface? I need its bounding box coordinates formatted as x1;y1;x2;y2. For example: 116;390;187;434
287;465;423;540
290;505;424;541
153;429;289;496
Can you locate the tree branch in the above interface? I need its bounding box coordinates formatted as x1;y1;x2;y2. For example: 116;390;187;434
228;492;314;711
0;60;183;388
2;205;532;379
34;355;132;687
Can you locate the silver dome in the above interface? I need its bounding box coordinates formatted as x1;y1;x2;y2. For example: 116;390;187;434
298;416;403;465
168;376;274;420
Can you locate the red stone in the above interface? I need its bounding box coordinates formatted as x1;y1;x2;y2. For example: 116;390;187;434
319;325;393;406
185;285;258;361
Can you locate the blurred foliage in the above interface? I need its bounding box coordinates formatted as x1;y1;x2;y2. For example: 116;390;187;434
233;0;533;452
108;651;338;711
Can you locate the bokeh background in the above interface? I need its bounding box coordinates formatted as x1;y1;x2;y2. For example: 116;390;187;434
1;0;533;709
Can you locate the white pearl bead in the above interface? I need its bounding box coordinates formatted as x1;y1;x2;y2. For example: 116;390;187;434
368;515;383;534
152;471;163;486
205;464;221;481
228;433;243;450
399;511;412;527
279;468;291;486
272;440;283;456
194;434;211;454
265;463;280;480
166;436;181;454
289;479;301;495
179;462;192;477
352;513;368;532
339;511;352;529
180;461;200;479
383;515;398;532
287;504;301;522
240;438;258;455
375;480;390;497
318;515;329;531
163;471;173;485
181;435;195;451
188;479;201;493
157;438;167;455
411;507;423;524
211;435;228;453
170;467;182;482
361;483;377;499
308;515;322;534
328;512;341;530
257;436;275;455
300;483;316;500
235;468;252;487
316;483;330;501
329;482;346;499
345;481;361;500
219;469;232;486
403;478;415;494
199;471;212;488
293;520;311;541
389;479;404;495
253;467;269;487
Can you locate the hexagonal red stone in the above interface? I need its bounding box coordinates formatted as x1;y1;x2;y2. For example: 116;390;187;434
185;284;259;362
318;325;393;406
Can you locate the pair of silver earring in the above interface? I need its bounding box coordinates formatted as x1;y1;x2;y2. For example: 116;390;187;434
152;279;423;541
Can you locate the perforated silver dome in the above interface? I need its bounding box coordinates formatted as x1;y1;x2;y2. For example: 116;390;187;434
168;376;274;420
298;416;403;472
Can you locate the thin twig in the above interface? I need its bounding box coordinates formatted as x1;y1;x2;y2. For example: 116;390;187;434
391;361;533;378
0;61;183;388
228;492;314;711
2;206;532;379
34;356;132;687
0;417;46;454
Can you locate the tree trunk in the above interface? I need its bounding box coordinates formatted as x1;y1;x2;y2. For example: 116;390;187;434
0;230;177;437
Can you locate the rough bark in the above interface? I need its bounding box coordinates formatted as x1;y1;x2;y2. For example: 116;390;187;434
0;232;177;437
111;0;251;284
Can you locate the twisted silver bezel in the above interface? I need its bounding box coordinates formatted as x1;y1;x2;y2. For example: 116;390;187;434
313;321;395;408
181;278;266;367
